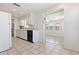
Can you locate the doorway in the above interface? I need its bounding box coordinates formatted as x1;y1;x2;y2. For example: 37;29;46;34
44;9;64;46
12;19;14;37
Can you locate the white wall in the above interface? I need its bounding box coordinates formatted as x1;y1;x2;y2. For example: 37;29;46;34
64;4;79;52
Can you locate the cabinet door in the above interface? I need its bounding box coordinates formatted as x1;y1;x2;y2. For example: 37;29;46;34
33;30;39;42
28;14;34;25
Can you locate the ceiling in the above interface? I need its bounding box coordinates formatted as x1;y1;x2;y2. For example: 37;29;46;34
0;3;59;19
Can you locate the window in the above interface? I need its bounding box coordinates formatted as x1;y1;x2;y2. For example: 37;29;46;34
45;10;64;30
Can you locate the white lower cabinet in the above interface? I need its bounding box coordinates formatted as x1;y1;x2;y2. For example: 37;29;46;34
16;30;27;40
33;30;39;42
16;29;39;43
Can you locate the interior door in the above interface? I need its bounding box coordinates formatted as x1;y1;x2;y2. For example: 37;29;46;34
0;12;11;52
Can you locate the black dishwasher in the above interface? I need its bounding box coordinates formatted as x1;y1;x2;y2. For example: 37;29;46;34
27;30;33;43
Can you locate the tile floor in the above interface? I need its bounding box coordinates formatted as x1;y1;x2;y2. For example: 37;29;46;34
0;37;79;55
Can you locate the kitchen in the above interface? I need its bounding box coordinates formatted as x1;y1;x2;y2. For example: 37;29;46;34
1;3;79;55
13;13;42;43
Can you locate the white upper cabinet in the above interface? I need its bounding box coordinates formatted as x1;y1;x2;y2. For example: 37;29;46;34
20;19;27;26
20;13;39;28
27;13;35;25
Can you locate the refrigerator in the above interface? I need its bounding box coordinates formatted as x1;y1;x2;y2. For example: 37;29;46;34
0;11;12;52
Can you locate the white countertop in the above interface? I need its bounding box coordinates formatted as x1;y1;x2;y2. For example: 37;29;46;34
17;28;39;31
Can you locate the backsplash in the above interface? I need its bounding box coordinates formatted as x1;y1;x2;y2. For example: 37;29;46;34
20;24;38;29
